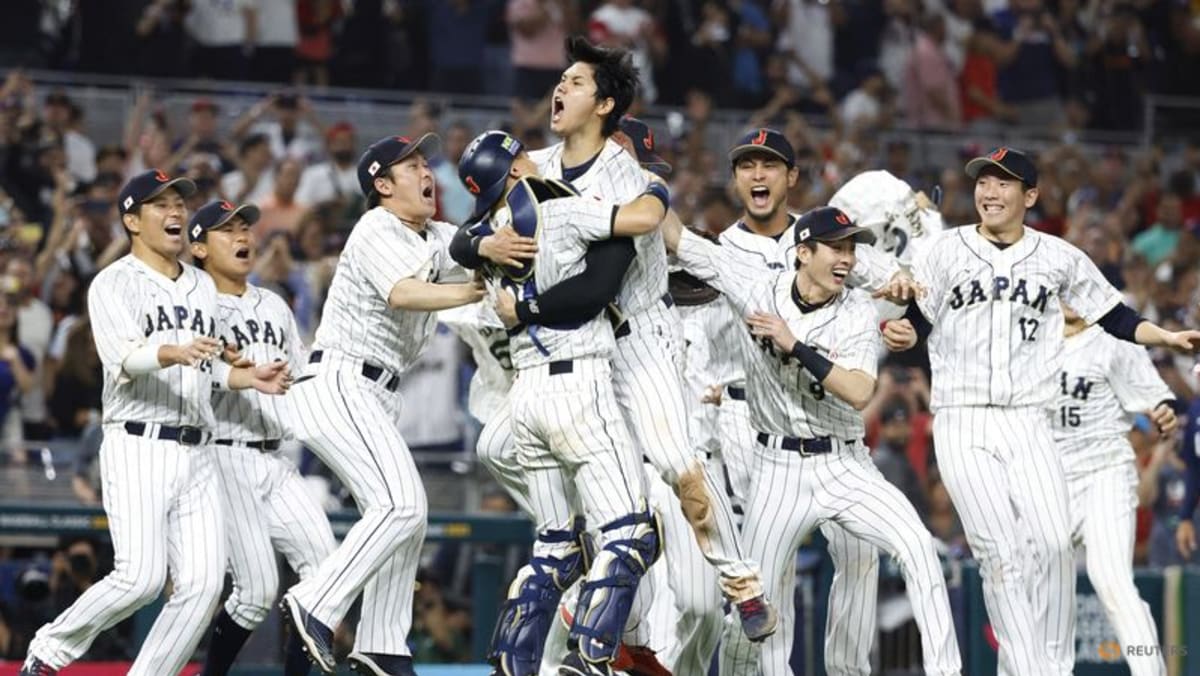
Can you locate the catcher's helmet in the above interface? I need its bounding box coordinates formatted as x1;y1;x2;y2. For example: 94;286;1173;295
459;130;524;223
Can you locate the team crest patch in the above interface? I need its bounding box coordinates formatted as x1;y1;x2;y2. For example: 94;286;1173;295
368;161;381;176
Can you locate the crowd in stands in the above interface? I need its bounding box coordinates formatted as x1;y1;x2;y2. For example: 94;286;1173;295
0;0;1197;665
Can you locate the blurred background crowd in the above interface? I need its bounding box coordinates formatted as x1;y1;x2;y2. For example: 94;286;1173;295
0;0;1197;667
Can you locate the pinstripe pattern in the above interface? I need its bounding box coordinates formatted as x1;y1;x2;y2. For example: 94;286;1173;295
933;406;1073;676
829;170;945;268
29;430;226;674
439;302;514;423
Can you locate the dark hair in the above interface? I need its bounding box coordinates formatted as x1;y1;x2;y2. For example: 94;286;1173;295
239;133;270;157
565;35;638;138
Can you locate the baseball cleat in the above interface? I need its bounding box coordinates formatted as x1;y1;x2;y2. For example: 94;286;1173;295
348;651;417;676
18;656;57;676
281;593;337;674
558;652;613;676
737;594;779;642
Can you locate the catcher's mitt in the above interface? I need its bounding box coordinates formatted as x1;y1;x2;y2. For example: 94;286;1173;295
669;270;720;306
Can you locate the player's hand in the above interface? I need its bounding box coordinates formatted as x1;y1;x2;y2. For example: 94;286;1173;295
1162;329;1200;354
494;288;520;329
170;337;223;367
702;384;723;406
881;319;918;352
0;345;18;362
479;228;538;267
1149;403;1178;437
250;360;291;395
872;273;926;305
1177;521;1197;560
747;312;798;355
222;344;254;368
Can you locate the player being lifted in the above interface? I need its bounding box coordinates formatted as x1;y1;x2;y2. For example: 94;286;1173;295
187;200;336;676
22;171;289;676
661;206;963;676
892;147;1200;675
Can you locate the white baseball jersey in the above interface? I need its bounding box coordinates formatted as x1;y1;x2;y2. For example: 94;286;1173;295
531;140;663;313
89;255;225;428
913;226;1125;411
829;169;944;266
439;302;514;423
494;192;620;368
1054;325;1173;475
212;284;305;441
311;207;465;375
675;230;879;441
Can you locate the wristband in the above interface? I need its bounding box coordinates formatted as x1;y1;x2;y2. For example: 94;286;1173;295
790;341;833;381
643;182;670;213
516;299;537;324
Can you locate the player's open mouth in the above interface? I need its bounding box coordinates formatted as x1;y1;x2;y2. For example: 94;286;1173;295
552;97;565;122
750;186;770;208
422;185;434;199
980;203;1004;215
831;268;849;283
234;246;250;259
164;223;183;237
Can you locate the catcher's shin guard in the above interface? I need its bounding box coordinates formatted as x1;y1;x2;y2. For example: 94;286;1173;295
568;510;663;664
489;521;590;675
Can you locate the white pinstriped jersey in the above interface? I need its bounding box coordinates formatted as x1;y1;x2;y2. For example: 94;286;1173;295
495;192;619;368
1053;325;1173;475
829;170;945;266
312;208;465;375
531;139;662;314
211;285;305;441
675;230;880;440
88;255;222;428
438;302;514;422
913;226;1124;410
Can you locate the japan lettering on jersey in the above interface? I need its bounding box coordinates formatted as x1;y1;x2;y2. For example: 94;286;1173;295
530;139;664;313
211;284;305;441
912;227;1124;410
312;208;466;375
829;170;944;265
439;302;514;423
1053;325;1173;475
88;255;222;428
675;230;879;440
497;194;621;368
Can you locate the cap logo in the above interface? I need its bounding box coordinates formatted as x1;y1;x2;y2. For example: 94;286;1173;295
397;136;411;144
191;224;203;239
643;129;654;151
797;227;811;241
752;129;768;146
154;170;170;182
220;200;234;211
835;211;850;225
501;136;517;153
368;161;381;176
989;147;1009;162
465;176;481;194
122;196;134;210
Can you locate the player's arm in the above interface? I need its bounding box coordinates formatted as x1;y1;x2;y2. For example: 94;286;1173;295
609;181;670;236
388;278;485;312
1109;341;1178;435
501;237;637;328
450;220;538;269
360;218;485;311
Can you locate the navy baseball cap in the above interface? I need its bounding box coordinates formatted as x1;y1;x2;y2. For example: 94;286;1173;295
794;206;876;246
357;133;442;198
618;116;671;176
965;146;1038;187
188;200;261;243
459;130;525;222
118;169;197;217
729;128;795;168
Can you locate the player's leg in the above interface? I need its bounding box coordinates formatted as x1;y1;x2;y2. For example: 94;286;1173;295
820;519;880;676
1081;462;1165;676
999;409;1075;675
934;408;1046;675
285;374;426;639
821;449;960;676
201;446;280;676
26;433;173;670
130;446;227;676
478;400;534;516
717;394;755;515
719;444;818;676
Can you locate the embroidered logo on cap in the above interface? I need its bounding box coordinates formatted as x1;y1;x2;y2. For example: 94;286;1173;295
154;170;170;182
989;147;1009;162
835;211;850;225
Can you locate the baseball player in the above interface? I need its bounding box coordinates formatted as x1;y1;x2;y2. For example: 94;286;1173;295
535;34;777;647
186;200;336;676
280;134;484;676
898;147;1200;675
455;129;669;676
21;170;289;676
661;206;963;676
829;169;944;270
1051;303;1176;676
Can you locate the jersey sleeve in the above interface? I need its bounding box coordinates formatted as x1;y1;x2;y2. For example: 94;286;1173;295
599;150;649;201
846;243;901;293
1108;339;1175;413
832;297;882;379
1060;242;1124;323
356;217;432;300
911;233;948;322
675;229;761;315
87;269;149;379
543;196;617;242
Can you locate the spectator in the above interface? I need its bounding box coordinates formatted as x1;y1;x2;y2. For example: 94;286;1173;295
507;0;573;103
6;259;51;440
1132;192;1185;267
295;0;343;86
48;319;100;438
0;291;34;458
959;22;1019;130
133;0;190;78
1139;427;1192;567
904;13;962;130
409;571;472;663
295;121;360;208
873;400;929;519
990;0;1077;129
423;0;503;95
42;92;96;183
772;0;835;114
185;0;254;81
221;133;275;205
728;0;772;106
247;0;299;83
840;67;891;134
434;121;476;225
255;157;307;238
175;99;234;175
686;1;737;104
879;0;920;94
93;145;128;179
1084;2;1150;131
926;472;967;553
233;93;324;162
588;0;668;103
